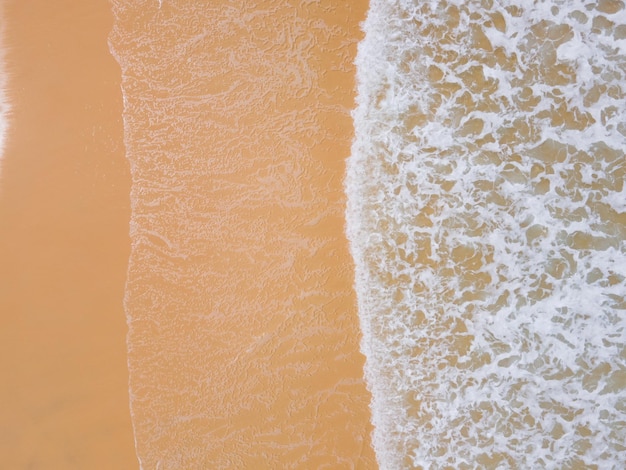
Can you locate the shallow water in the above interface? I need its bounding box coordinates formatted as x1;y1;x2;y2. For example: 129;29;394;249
347;0;626;468
109;1;374;468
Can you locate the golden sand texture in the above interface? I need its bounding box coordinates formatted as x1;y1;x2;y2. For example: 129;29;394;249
109;1;375;468
0;1;137;468
0;4;7;159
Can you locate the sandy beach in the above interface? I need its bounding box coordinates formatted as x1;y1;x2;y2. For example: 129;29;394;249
0;1;137;467
0;0;375;468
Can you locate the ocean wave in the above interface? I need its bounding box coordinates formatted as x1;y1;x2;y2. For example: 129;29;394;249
347;0;626;467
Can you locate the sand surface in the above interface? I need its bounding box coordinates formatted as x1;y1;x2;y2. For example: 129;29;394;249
0;1;137;468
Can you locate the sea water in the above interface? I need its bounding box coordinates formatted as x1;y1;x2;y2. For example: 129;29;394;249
109;1;374;468
347;0;626;468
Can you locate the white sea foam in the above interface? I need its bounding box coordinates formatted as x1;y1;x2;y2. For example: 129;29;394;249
347;0;626;468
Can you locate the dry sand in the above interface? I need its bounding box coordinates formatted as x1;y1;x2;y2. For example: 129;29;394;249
0;1;137;468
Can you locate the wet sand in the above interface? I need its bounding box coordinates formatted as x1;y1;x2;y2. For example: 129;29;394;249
0;1;137;468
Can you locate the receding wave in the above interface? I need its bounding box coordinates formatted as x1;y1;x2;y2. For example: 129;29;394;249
109;1;374;468
347;0;626;468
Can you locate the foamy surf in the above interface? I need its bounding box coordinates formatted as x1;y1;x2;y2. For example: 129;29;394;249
347;0;626;468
